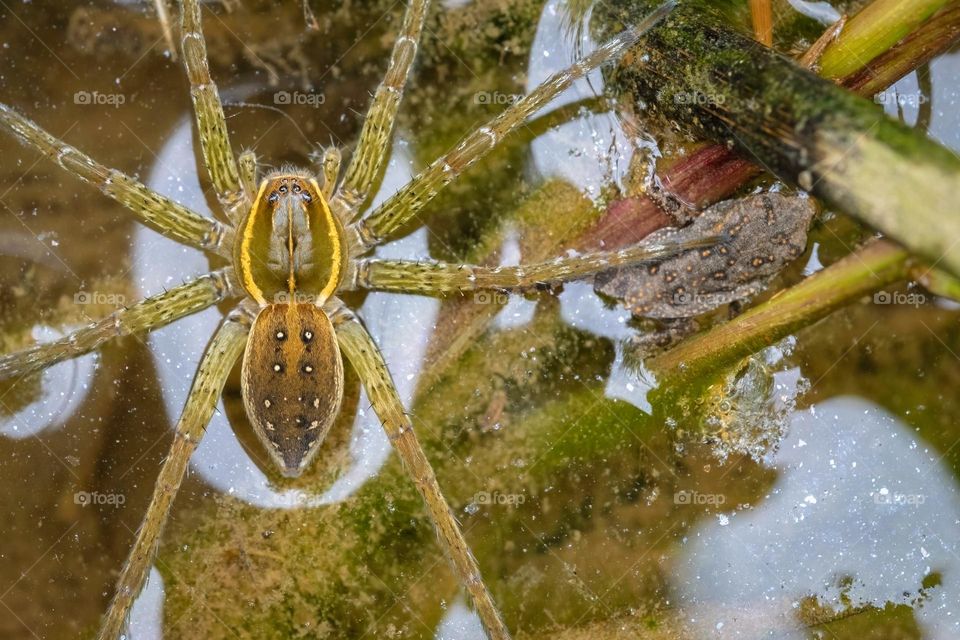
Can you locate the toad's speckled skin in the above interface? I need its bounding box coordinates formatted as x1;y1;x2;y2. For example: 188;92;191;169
595;192;817;318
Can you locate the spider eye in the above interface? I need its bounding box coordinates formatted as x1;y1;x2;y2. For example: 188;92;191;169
301;192;312;203
267;191;279;204
293;183;302;193
279;185;288;194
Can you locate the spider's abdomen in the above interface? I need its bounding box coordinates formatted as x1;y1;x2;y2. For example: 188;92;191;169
235;173;347;305
241;303;344;477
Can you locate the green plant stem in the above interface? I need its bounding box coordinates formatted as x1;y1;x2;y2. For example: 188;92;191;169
647;240;910;384
842;1;960;94
818;0;951;78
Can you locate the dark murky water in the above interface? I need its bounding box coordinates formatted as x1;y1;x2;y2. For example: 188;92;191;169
0;1;959;638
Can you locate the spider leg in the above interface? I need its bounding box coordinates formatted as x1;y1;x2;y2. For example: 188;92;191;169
332;0;431;218
347;236;714;294
0;269;237;381
179;0;243;212
97;304;251;640
328;300;511;640
347;0;676;253
0;104;231;255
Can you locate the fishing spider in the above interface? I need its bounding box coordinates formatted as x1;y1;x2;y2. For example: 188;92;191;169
0;0;678;638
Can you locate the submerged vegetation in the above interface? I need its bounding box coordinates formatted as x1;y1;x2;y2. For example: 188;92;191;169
0;0;958;638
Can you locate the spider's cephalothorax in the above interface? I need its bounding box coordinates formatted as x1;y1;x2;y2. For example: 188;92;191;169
234;171;347;306
236;171;347;476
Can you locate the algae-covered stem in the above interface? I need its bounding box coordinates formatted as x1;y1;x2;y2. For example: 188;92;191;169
647;240;911;385
583;0;960;251
598;0;960;278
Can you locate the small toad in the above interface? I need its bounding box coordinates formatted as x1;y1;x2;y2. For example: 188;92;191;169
595;191;817;348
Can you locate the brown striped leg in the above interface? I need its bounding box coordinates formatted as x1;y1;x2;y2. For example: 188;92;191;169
97;305;251;640
332;0;431;218
0;103;230;254
179;0;242;212
347;236;715;294
328;299;511;640
0;269;238;382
